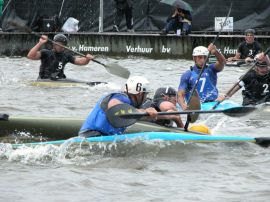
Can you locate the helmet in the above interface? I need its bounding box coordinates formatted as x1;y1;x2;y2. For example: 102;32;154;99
53;34;68;45
192;46;209;56
154;87;176;100
244;29;255;35
125;76;150;95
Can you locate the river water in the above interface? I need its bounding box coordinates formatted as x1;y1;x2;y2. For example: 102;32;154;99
0;56;269;202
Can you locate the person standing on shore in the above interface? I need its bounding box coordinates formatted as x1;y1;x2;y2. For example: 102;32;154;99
113;0;134;32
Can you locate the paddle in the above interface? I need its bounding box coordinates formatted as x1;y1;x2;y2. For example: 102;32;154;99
106;103;256;128
212;47;270;109
225;59;254;67
11;23;130;79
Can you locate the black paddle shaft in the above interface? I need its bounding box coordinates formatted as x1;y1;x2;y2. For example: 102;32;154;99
106;103;256;128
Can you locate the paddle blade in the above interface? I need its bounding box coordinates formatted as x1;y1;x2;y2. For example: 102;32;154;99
188;90;201;123
106;104;138;128
223;106;256;117
105;63;130;79
255;137;270;148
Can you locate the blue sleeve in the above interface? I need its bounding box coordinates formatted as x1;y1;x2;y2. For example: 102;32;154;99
110;94;132;104
209;63;220;73
178;70;191;91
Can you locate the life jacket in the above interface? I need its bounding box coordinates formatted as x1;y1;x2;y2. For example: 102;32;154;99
185;64;218;102
79;92;130;135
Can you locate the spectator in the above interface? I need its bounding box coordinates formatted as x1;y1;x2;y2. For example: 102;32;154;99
113;0;134;32
162;6;192;35
227;29;262;63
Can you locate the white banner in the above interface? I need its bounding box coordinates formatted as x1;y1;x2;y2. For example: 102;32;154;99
215;17;233;31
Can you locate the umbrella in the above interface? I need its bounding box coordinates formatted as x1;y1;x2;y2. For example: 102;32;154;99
160;0;193;12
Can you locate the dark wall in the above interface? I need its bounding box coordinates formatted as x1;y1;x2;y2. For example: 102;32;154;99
1;0;270;32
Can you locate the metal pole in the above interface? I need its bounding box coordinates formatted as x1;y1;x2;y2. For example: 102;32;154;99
99;0;103;32
59;0;65;18
2;0;12;14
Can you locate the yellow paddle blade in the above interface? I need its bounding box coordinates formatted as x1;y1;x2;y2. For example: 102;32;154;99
189;124;212;135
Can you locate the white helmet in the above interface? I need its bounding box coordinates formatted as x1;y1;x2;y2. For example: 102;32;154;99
125;76;150;94
192;46;209;56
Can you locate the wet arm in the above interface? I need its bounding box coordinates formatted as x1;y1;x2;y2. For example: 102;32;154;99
178;90;187;110
27;42;43;60
158;102;184;128
74;54;94;65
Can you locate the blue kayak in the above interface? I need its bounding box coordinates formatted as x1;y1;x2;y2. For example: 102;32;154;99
12;132;270;148
201;100;240;110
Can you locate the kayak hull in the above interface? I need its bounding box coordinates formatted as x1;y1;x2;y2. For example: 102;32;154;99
0;100;242;140
11;132;260;148
0;115;201;139
29;78;107;87
201;100;240;110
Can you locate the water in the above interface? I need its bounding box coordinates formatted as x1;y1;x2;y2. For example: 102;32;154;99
0;56;270;202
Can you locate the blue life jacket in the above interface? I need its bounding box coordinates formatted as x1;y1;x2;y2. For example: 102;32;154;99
185;64;219;102
79;92;130;135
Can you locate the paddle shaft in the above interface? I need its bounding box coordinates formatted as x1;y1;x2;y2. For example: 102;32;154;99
117;104;255;118
213;47;270;109
121;109;226;117
36;33;107;67
186;3;232;105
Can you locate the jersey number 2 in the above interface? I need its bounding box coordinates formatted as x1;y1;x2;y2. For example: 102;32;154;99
263;84;269;93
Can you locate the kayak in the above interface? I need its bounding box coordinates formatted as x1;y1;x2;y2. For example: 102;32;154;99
0;102;250;140
201;100;240;110
0;115;207;140
29;78;107;87
11;131;270;148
